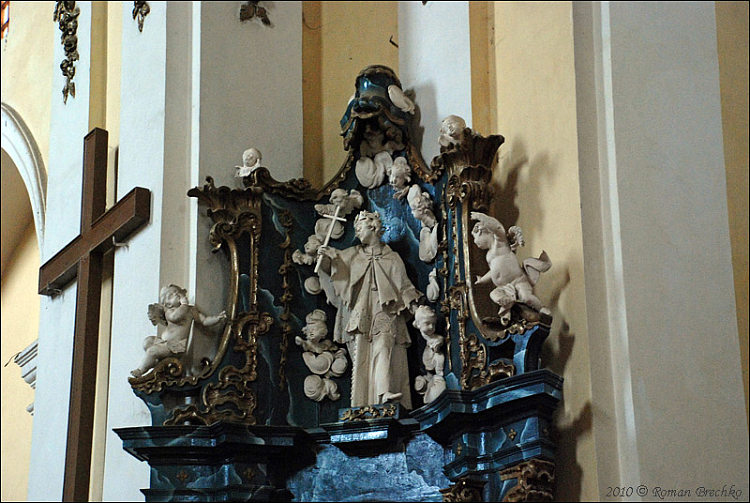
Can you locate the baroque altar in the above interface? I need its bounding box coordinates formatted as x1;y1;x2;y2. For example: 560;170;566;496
116;66;562;502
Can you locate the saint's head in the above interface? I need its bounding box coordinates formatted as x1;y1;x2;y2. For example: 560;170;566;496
354;210;384;244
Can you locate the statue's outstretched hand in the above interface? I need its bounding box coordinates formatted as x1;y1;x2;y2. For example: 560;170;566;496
317;246;336;259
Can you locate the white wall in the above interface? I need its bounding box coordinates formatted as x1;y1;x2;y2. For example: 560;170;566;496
27;3;93;500
398;1;472;164
575;1;749;496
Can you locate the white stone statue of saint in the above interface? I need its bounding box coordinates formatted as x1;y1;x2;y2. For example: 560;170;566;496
470;212;551;325
413;306;446;404
131;284;227;378
235;147;262;178
317;210;421;408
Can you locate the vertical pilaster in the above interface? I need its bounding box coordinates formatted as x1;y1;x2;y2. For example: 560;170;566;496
102;2;171;499
28;2;93;500
575;1;749;496
102;3;305;500
192;1;303;320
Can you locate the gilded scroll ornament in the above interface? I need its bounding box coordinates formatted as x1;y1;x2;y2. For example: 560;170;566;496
163;307;273;426
277;211;295;390
53;1;79;103
500;459;555;502
132;1;149;32
440;477;486;502
339;403;397;422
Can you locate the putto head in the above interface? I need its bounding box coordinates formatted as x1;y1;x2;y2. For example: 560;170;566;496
388;157;411;188
242;147;262;167
304;235;323;254
413;305;437;334
303;309;328;341
329;188;348;205
160;284;187;306
439;115;467;147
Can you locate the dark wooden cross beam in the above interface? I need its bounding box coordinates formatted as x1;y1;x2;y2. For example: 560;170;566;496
38;128;151;502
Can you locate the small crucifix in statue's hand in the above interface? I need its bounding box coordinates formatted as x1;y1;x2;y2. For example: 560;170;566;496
314;204;346;274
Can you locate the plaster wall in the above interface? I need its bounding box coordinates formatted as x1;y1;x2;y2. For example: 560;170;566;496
605;2;747;489
102;3;306;499
192;1;304;321
490;3;597;500
102;3;187;500
0;1;55;172
398;1;473;165
715;1;749;425
0;223;39;502
315;1;399;185
574;1;749;498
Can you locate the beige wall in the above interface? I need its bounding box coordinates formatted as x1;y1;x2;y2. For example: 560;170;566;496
0;223;40;502
0;1;55;172
302;1;398;186
490;2;597;500
715;1;749;426
0;2;54;500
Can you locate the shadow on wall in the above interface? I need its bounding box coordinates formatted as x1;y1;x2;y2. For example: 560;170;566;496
488;137;590;500
409;83;434;159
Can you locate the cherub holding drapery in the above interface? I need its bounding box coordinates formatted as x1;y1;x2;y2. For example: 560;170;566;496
131;284;227;378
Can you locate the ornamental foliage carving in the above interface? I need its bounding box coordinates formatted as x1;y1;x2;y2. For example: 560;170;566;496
53;1;79;103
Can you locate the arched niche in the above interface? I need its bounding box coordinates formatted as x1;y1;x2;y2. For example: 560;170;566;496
1;102;46;249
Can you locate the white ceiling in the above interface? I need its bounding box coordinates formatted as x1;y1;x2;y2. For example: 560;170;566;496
1;149;35;277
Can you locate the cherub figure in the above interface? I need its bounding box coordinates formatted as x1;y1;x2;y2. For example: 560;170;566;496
296;310;348;402
295;309;336;354
314;188;364;218
314;188;364;240
293;235;323;266
407;185;438;262
131;285;227;378
407;185;437;229
413;306;446;404
235;147;262;178
426;269;440;302
470;212;551;325
354;121;405;188
386;157;412;199
438;115;467;149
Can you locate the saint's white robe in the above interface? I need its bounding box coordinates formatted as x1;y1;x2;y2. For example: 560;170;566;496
320;244;420;408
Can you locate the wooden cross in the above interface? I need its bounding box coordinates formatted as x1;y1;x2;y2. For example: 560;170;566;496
38;128;151;502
